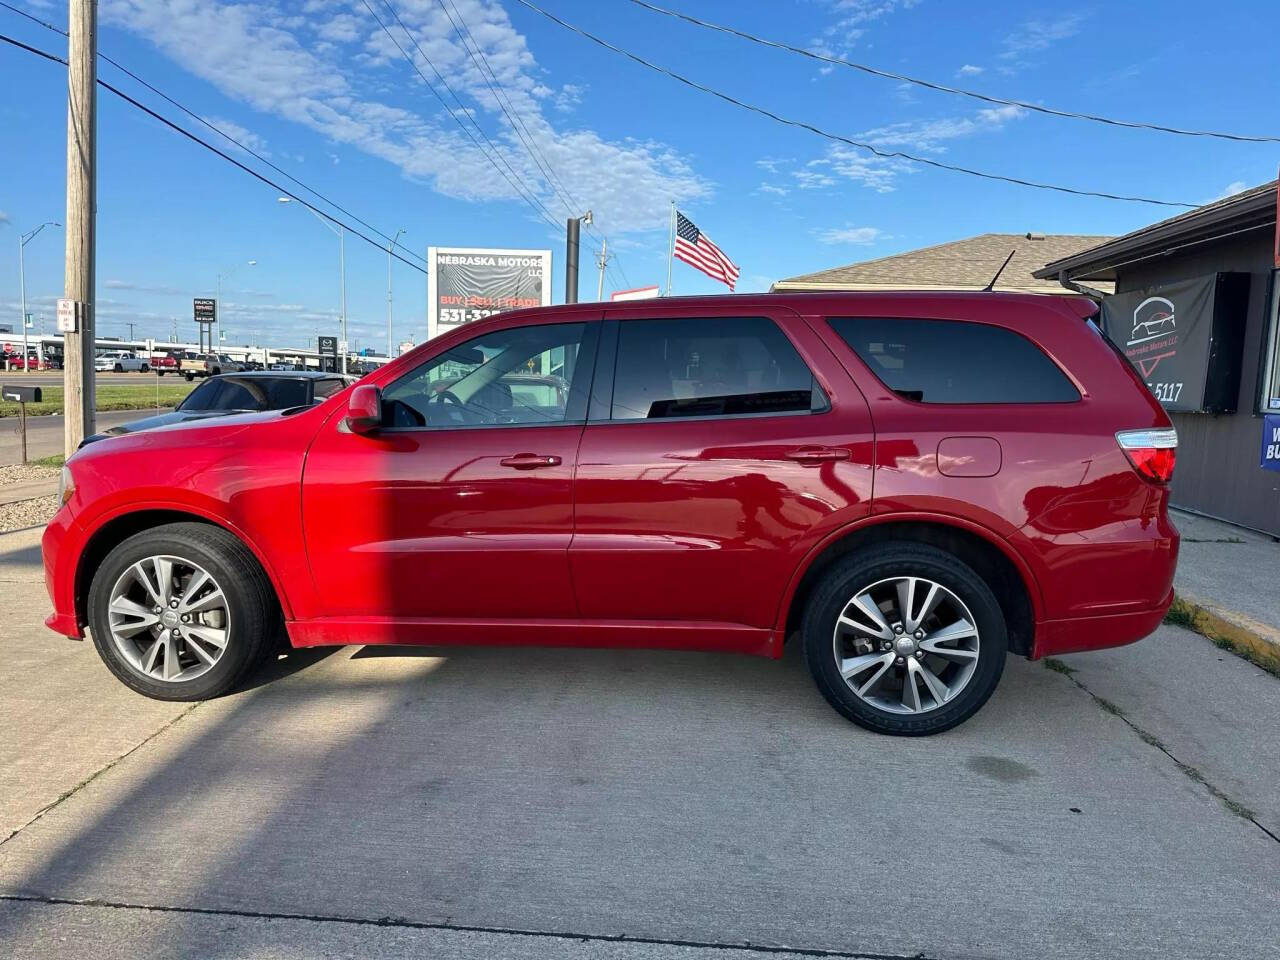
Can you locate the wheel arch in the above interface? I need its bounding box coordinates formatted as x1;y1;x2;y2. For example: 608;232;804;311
74;507;292;630
777;514;1041;658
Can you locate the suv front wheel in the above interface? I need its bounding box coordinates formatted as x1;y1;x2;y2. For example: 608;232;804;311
802;542;1007;736
87;523;276;701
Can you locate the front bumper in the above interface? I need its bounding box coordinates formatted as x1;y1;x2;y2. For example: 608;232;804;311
42;507;84;639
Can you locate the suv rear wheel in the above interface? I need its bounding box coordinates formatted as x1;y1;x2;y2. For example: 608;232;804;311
87;523;276;701
802;542;1007;736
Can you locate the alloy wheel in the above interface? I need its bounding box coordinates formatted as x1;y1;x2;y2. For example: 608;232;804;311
832;576;980;715
107;555;231;683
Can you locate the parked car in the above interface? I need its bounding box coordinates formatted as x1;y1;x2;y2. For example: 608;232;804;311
150;352;181;376
179;352;244;380
43;292;1179;735
79;371;351;445
95;351;149;373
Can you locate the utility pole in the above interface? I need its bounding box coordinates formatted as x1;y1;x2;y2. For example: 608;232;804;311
63;0;97;454
387;227;405;360
564;210;591;305
596;236;609;301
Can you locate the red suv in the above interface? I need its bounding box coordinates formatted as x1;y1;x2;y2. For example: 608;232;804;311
42;293;1179;735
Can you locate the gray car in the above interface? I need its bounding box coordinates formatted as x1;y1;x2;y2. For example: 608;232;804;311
80;371;351;446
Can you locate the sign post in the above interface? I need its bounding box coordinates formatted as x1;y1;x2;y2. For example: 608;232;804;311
317;335;338;373
427;247;551;341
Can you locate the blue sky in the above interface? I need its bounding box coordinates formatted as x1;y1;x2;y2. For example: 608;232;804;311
1;0;1277;352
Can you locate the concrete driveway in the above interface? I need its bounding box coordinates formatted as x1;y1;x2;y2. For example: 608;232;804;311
1;523;1277;960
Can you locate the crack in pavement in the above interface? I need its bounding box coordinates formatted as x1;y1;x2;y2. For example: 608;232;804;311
0;703;201;848
1043;659;1280;845
0;894;943;960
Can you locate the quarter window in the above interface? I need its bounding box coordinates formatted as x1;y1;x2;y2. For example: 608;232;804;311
610;316;825;420
829;316;1080;404
1259;269;1280;413
382;323;589;428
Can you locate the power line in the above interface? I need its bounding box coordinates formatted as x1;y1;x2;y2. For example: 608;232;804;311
0;0;426;267
438;0;625;282
361;0;565;233
622;0;1280;145
514;0;1197;209
0;32;428;274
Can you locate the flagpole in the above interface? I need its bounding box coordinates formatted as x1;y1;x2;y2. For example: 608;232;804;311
665;201;675;296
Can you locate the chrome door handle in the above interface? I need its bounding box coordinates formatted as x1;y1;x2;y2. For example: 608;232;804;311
785;446;851;466
499;453;562;469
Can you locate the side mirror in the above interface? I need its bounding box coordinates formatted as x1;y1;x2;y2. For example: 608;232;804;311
345;384;382;435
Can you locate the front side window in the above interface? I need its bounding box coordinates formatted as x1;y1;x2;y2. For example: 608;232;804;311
382;322;589;428
610;316;824;420
829;316;1080;404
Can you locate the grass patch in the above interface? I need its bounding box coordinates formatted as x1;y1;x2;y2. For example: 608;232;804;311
0;383;195;417
1163;596;1197;628
31;454;65;468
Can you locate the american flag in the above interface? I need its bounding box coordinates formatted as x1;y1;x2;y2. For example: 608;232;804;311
674;211;740;291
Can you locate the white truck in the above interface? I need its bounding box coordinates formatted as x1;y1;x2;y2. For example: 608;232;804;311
94;351;149;373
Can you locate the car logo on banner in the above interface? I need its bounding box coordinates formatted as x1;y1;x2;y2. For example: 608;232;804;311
1126;296;1179;378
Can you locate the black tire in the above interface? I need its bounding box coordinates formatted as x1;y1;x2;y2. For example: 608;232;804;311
113;364;123;373
157;370;165;377
802;542;1007;736
185;372;194;381
140;364;149;373
87;522;276;701
211;367;221;376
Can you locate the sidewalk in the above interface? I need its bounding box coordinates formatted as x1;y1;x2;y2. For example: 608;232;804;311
1170;507;1280;669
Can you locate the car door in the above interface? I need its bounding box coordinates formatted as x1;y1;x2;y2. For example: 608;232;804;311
302;316;598;623
570;305;874;631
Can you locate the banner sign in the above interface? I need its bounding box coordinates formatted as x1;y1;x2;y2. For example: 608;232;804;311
193;298;216;324
1101;275;1219;413
427;246;551;341
1263;415;1280;472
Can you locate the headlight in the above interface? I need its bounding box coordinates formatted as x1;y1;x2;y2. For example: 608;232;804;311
58;465;75;508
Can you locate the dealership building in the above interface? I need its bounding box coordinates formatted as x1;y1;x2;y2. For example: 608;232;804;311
1035;180;1280;536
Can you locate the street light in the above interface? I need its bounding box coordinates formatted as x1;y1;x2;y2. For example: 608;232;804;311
387;227;406;361
18;221;60;370
215;259;256;352
279;197;346;374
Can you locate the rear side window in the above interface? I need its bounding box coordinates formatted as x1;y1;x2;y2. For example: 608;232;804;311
829;316;1079;404
611;316;825;420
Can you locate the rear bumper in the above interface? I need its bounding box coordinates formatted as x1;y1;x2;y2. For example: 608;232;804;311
1031;588;1173;658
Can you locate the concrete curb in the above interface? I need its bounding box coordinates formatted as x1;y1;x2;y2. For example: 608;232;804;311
1170;591;1280;677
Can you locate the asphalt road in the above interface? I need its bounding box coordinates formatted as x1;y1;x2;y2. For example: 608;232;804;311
0;371;169;388
0;411;156;465
1;523;1277;960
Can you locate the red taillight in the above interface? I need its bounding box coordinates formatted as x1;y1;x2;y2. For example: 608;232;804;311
1116;428;1178;484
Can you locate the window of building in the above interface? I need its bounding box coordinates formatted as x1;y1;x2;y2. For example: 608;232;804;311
609;316;825;421
828;316;1080;404
382;323;589;428
1259;269;1280;413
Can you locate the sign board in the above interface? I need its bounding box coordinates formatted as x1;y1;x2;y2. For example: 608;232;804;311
145;337;155;354
338;340;349;354
1263;415;1280;472
1101;273;1249;414
398;340;415;356
24;312;33;329
193;298;217;324
56;298;81;333
611;285;661;302
427;246;551;341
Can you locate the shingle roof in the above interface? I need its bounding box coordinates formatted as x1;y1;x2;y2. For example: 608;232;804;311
773;233;1115;294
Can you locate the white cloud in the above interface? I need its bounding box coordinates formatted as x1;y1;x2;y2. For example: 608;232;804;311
1212;180;1250;201
792;168;837;190
756;183;789;197
810;0;921;74
202;115;271;158
755;156;792;175
553;83;585;113
816;225;883;245
102;0;709;235
999;14;1084;69
0;211;10;226
956;64;984;76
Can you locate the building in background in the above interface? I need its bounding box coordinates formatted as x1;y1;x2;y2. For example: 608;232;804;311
772;233;1114;294
1035;180;1280;536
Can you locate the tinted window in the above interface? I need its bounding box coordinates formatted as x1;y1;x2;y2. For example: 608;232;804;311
382;323;589;428
177;379;221;411
829;316;1079;404
314;378;346;399
611;316;823;420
